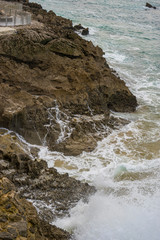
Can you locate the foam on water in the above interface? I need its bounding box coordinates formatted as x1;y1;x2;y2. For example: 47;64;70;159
49;119;160;239
54;191;160;240
39;119;160;187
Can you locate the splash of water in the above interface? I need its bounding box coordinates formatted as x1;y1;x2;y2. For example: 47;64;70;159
45;102;74;144
54;191;160;240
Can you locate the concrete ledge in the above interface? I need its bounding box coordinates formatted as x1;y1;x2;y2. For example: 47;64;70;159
0;26;16;35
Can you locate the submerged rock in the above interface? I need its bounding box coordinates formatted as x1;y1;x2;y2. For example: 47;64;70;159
146;2;156;9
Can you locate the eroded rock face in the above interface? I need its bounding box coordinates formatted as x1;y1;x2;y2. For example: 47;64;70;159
0;133;95;222
0;1;137;155
0;177;71;240
0;1;138;238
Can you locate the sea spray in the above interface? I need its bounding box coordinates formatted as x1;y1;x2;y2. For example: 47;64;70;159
53;191;160;240
113;165;128;179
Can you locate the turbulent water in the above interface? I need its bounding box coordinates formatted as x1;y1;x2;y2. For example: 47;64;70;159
34;0;160;239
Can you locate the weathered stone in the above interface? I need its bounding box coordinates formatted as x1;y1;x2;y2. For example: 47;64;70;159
73;24;84;31
0;0;137;156
146;2;156;9
0;177;71;240
0;214;8;222
0;232;14;240
0;159;10;169
82;28;89;35
9;221;27;237
48;38;82;57
73;24;89;36
6;227;18;238
0;134;95;223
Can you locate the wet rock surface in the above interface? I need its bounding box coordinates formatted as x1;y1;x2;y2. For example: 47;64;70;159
0;133;95;223
146;2;156;9
0;1;137;155
73;24;89;35
0;177;71;240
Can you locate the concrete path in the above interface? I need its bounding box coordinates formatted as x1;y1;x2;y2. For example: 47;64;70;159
0;26;16;35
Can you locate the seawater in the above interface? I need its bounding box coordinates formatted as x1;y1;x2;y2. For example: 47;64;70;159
34;0;160;239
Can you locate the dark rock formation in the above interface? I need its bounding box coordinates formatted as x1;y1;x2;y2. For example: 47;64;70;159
73;24;84;31
82;28;89;35
0;132;95;222
74;24;89;35
0;177;71;240
0;1;137;155
146;2;156;9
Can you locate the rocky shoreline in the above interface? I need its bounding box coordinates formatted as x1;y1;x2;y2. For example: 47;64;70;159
0;0;137;155
0;129;95;239
0;0;137;239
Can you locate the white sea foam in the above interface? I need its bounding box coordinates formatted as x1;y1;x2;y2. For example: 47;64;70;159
38;119;160;187
40;115;160;239
54;191;160;240
105;52;126;63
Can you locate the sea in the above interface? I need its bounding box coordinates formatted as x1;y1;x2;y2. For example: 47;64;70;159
33;0;160;239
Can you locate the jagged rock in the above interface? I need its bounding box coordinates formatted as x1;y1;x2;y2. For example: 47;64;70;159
0;1;137;155
48;38;82;57
0;177;71;240
82;28;89;35
0;134;95;222
74;24;89;35
73;24;84;31
146;2;156;9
